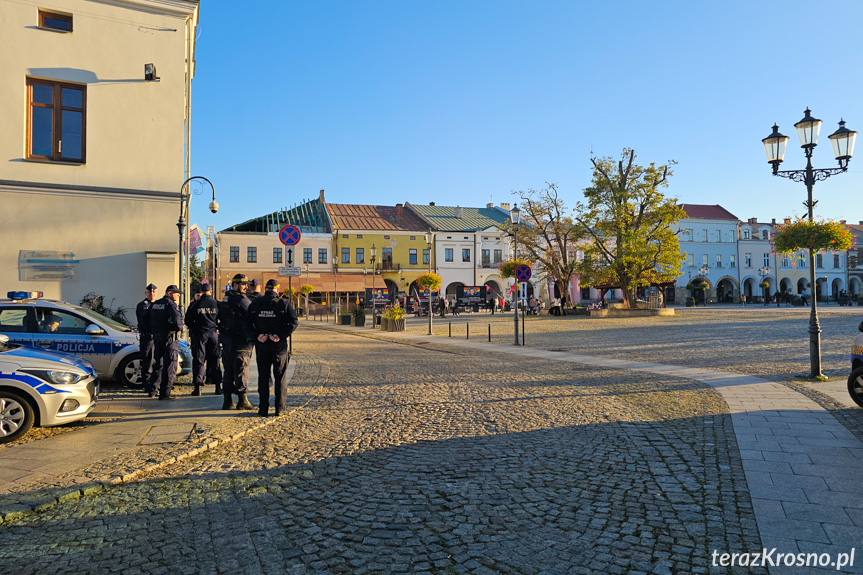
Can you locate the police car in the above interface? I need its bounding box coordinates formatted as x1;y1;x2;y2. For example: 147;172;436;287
0;333;98;443
0;292;191;387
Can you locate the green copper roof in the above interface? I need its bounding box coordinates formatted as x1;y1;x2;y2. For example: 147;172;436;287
223;198;329;234
406;203;509;232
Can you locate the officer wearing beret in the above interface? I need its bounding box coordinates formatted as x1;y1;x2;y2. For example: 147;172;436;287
218;273;255;410
148;284;184;400
136;284;157;391
185;281;221;396
244;279;298;417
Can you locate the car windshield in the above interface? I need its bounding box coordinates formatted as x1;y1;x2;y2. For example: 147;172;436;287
71;306;133;332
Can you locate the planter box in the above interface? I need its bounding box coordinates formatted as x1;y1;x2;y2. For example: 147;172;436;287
390;318;405;332
351;315;365;327
339;315;351;325
381;317;391;331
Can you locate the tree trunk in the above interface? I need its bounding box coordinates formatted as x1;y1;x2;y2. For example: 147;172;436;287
620;287;637;309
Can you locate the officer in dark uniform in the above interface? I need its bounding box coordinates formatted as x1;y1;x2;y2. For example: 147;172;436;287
148;285;184;400
245;279;298;417
247;279;262;301
218;274;255;410
136;283;157;393
184;281;221;397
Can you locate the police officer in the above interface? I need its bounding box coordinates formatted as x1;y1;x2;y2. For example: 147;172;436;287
247;279;263;301
185;281;221;396
245;279;298;417
136;284;157;394
218;274;255;410
148;285;184;400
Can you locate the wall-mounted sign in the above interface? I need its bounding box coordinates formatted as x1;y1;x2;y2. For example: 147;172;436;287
18;250;79;281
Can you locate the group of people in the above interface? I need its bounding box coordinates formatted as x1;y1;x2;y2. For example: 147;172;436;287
135;274;299;417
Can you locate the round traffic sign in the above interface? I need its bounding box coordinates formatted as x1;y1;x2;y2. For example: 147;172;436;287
279;225;302;246
515;264;532;281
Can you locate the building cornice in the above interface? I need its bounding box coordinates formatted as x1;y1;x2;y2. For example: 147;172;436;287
0;179;179;202
86;0;199;18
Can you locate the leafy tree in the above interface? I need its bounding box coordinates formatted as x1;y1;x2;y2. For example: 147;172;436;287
508;183;583;300
189;254;206;293
574;149;684;308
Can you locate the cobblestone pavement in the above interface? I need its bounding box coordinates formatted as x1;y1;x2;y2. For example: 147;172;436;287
0;328;763;574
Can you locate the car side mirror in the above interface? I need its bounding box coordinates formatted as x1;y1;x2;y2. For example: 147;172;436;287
86;324;104;336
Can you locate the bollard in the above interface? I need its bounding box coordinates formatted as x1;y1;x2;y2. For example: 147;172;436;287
488;323;491;342
466;323;470;340
449;321;452;337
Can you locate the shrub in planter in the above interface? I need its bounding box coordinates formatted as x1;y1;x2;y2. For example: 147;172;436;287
350;307;365;327
339;314;351;325
382;303;406;332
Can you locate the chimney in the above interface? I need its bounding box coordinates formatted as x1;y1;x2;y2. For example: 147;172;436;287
454;206;463;219
748;217;757;224
486;202;494;209
429;202;435;206
396;203;403;217
319;189;325;202
500;202;510;211
771;218;776;225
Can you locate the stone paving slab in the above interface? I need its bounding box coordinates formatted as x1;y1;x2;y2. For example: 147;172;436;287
309;321;863;573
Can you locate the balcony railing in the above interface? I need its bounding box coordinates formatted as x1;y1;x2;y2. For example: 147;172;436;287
380;261;400;271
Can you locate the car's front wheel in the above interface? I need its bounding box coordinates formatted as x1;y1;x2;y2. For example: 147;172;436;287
117;354;143;387
0;391;35;444
847;367;863;408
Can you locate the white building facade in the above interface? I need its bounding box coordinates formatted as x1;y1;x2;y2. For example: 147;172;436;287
675;204;741;304
0;0;199;317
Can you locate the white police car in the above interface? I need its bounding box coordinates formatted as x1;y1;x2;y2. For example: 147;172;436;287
0;292;191;387
0;334;98;443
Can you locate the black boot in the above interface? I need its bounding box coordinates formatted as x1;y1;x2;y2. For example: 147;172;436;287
214;383;222;395
222;395;235;410
236;393;255;410
192;384;201;396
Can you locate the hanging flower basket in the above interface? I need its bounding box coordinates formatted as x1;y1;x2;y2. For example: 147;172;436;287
759;281;770;289
300;284;315;296
417;272;443;291
773;219;854;253
498;259;531;279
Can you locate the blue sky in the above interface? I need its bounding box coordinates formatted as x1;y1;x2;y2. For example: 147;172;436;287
189;1;863;232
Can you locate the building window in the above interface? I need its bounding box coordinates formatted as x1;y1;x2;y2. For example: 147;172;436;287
781;255;789;268
834;253;841;268
423;249;430;265
445;248;454;262
701;230;708;242
799;253;807;269
409;249;417;265
319;248;327;264
716;229;722;243
850;252;858;270
687;253;694;267
816;254;823;268
230;246;239;263
39;10;72;32
356;235;363;239
728;230;735;242
27;78;85;162
716;254;722;268
341;247;350;264
764;253;770;268
382;247;393;263
482;249;490;266
303;248;312;264
356;248;364;264
342;234;348;239
247;247;257;263
702;254;708;266
743;229;750;240
384;236;390;240
410;236;416;240
494;249;502;263
462;249;470;262
273;248;282;264
745;253;752;267
730;255;736;268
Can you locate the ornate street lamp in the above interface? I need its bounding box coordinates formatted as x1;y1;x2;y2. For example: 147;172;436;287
698;265;710;305
510;204;522;345
762;108;856;377
758;266;770;305
177;176;216;318
332;253;339;323
370;244;377;328
425;229;434;335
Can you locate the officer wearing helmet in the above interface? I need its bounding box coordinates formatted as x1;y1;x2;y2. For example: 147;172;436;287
148;284;184;400
218;273;255;410
244;279;298;417
185;281;221;396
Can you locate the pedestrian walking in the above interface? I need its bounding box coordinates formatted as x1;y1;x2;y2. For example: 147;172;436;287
438;296;446;318
184;281;221;396
217;274;255;410
148;285;184;400
741;294;747;306
135;283;157;393
245;279;298;417
487;297;495;315
800;288;809;306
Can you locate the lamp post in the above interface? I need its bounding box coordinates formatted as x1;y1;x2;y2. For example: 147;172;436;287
177;176;217;318
698;265;710;304
425;229;434;335
304;263;310;318
762;108;857;378
758;266;770;305
332;254;339;323
510;204;521;346
370;244;377;327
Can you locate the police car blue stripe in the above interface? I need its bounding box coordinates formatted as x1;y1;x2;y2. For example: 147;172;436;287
0;372;64;395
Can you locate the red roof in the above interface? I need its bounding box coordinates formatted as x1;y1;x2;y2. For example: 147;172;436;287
679;204;738;221
327;204;427;231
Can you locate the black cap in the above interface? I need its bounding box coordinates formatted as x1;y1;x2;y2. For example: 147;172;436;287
265;279;280;290
199;282;212;293
145;283;157;291
231;273;248;284
249;279;261;287
165;284;179;293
